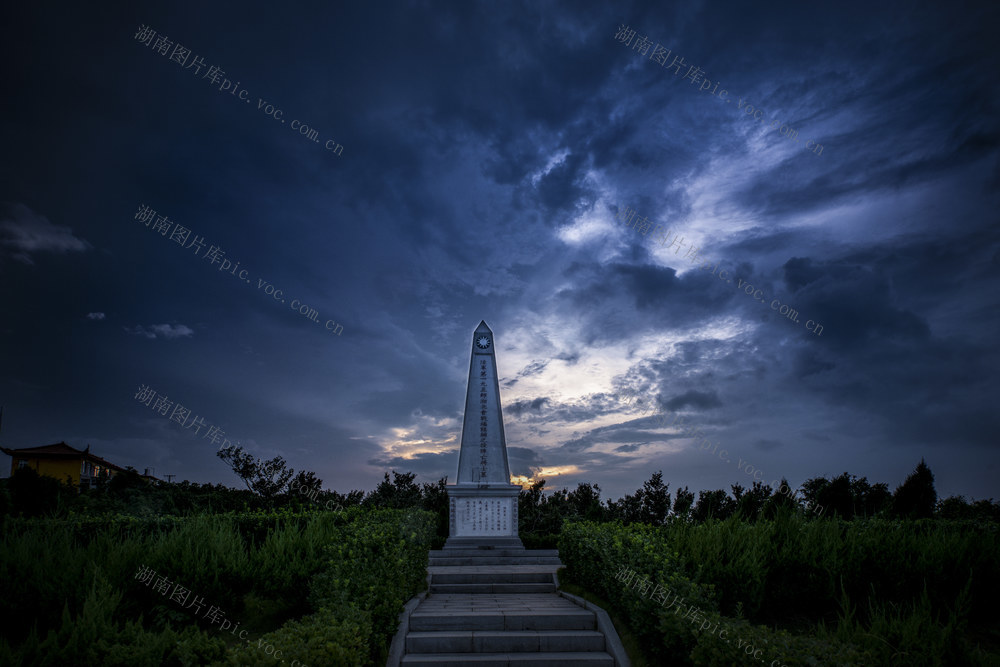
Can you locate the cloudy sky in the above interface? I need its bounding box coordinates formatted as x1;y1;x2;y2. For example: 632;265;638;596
2;0;998;502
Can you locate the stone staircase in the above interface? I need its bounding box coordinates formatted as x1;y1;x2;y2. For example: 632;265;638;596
389;545;626;666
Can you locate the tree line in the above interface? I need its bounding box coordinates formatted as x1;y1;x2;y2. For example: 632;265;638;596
2;445;996;544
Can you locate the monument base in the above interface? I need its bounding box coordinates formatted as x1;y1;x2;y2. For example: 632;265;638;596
447;484;522;548
442;536;525;550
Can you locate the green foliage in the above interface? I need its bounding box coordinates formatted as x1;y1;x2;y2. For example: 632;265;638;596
0;507;436;665
692;489;734;522
599;473;671;526
217;445;295;499
559;521;715;663
687;613;864;666
419;476;451;547
289;469;323;495
308;508;435;663
672;485;695;519
559;518;1000;665
639;471;671;525
730;481;773;521
0;470;342;519
253;512;346;606
800;472;892;520
364;471;423;509
144;515;255;604
225;606;371;666
567;482;607;522
2;569;227;667
938;495;1000;521
517;480;611;544
519;479;572;543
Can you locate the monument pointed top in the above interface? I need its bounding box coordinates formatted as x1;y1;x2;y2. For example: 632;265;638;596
447;320;521;547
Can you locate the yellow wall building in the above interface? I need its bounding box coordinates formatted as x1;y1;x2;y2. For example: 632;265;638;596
1;442;127;489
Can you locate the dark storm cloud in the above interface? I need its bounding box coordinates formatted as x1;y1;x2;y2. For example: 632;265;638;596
505;397;551;418
504;360;550;388
664;390;723;411
507;445;546;477
1;0;997;502
754;439;782;452
557;416;687;455
367;451;456;478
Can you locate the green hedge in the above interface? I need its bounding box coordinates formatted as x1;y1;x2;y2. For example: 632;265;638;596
0;507;435;665
558;518;999;666
1;506;339;545
663;513;1000;624
558;520;717;663
232;507;435;666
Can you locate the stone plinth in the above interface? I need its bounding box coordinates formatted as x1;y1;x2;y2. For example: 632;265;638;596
447;484;521;543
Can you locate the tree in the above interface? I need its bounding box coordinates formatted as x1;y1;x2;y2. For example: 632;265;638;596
288;470;323;495
799;476;829;514
761;478;798;519
216;445;294;499
733;481;773;521
365;471;422;509
639;471;671;526
937;495;972;519
606;491;643;525
968;498;1000;522
672;486;695;519
891;459;937;519
107;466;147;493
692;489;734;522
519;479;547;533
819;473;856;519
860;480;891;517
518;479;571;542
565;482;604;522
421;476;450;540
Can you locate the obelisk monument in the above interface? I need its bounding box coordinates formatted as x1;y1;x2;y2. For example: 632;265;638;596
445;320;523;549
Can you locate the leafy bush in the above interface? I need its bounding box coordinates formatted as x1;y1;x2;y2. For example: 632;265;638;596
687;612;864;667
0;507;436;665
225;603;372;666
559;521;715;662
307;507;435;663
0;569;227;667
559;518;1000;666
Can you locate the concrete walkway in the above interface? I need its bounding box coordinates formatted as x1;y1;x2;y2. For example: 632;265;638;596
388;547;627;666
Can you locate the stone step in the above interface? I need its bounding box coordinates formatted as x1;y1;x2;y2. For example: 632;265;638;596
419;593;572;604
409;610;597;632
417;598;576;612
432;572;554;584
442;538;526;550
430;583;557;594
405;630;606;653
400;651;615;666
429;557;562;566
432;549;558;558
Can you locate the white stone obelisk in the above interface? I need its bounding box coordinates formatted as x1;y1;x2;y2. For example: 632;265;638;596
446;321;523;548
